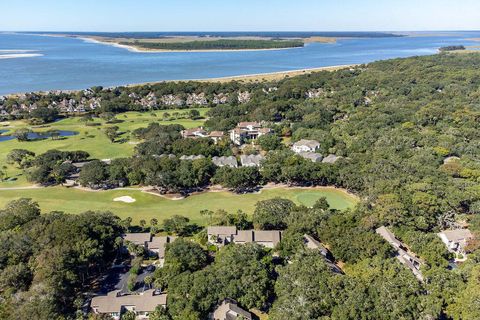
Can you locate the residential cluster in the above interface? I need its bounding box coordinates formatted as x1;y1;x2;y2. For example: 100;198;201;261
292;139;342;164
0;89;256;118
377;226;475;281
90;226;340;319
0;90;102;116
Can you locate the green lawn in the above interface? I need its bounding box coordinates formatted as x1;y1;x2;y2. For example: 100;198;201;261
0;187;358;225
0;109;208;187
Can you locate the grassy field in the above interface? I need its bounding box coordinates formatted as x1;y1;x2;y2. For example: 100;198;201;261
0;187;358;225
0;108;208;187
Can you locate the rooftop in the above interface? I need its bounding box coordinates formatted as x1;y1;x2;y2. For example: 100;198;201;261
207;226;238;236
123;233;152;245
294;139;320;148
212;299;253;320
91;289;167;314
439;229;473;242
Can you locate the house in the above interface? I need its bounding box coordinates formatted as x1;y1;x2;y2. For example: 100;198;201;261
155;154;176;159
186;93;208;106
237;91;251;104
207;226;282;249
213;93;229;105
376;226;423;281
207;226;238;245
208;131;225;144
160;94;184;107
292;139;320;153
123;233;152;247
305;88;324;99
148;236;176;266
298;152;323;163
181;127;208;139
91;289;167;320
438;229;474;259
248;230;282;248
212;156;238;168
322;154;342;164
209;299;252;320
123;234;176;261
303;234;343;274
240;154;265;167
304;234;329;256
230;122;272;145
376;226;403;250
180;155;205;161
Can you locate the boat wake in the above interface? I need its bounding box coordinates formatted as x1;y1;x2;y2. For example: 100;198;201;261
0;49;43;60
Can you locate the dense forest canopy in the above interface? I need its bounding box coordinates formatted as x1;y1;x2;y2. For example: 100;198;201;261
121;39;305;50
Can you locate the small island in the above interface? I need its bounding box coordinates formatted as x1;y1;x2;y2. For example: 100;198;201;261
119;38;305;51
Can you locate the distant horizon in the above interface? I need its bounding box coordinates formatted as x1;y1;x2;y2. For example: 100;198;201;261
4;30;480;33
2;1;480;32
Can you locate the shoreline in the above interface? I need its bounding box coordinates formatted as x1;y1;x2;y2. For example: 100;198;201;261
124;64;359;86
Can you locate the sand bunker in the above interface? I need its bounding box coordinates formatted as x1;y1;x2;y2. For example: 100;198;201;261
113;196;136;203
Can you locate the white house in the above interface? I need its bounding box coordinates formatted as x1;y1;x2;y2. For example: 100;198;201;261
292;139;320;153
438;229;474;259
229;122;272;145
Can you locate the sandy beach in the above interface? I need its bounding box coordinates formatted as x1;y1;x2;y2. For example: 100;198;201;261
123;64;359;87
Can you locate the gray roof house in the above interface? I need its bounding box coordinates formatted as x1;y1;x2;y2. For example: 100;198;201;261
123;234;176;263
207;226;238;246
123;233;152;247
212;156;238;168
376;226;403;250
91;289;167;320
207;226;282;249
149;236;176;264
376;226;424;281
209;299;252;320
299;152;323;163
180;155;205;161
322;154;342;164
292;139;321;153
240;154;265;167
303;234;343;274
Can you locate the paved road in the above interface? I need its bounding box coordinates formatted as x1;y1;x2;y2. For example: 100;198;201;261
99;264;155;294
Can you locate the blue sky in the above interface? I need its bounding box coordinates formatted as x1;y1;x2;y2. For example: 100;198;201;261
1;0;480;32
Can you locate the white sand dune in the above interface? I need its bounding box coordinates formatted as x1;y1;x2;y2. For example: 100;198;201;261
113;196;136;203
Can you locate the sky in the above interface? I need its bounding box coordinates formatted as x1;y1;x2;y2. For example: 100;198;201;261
1;0;480;32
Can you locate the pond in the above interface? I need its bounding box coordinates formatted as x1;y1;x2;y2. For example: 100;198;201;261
0;130;79;142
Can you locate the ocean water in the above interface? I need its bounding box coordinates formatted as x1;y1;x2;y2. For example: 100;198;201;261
0;31;479;95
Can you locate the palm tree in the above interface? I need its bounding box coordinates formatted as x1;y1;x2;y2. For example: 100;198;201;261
144;275;153;289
